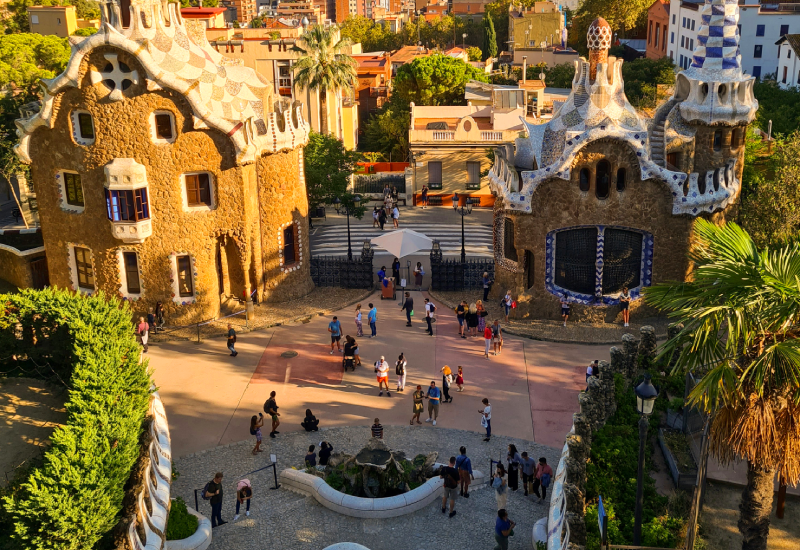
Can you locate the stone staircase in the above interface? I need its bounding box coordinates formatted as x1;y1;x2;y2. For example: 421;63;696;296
649;99;677;168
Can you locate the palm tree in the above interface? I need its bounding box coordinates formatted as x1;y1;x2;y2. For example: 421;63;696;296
645;220;800;550
292;25;357;136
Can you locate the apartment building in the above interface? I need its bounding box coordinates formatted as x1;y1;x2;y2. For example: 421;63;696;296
508;1;565;52
27;5;99;38
668;0;800;78
776;34;800;88
646;0;670;59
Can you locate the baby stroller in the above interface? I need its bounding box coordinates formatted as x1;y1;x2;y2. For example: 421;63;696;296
342;355;356;372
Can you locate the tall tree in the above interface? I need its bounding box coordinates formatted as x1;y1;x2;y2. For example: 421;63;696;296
303;131;364;216
573;0;651;47
362;99;410;162
645;220;800;550
392;54;488;107
292;26;357;135
483;14;497;60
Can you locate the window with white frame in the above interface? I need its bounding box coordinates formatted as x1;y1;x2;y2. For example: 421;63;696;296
57;171;85;213
70;244;95;292
119;250;142;296
70;111;95;145
150;110;176;143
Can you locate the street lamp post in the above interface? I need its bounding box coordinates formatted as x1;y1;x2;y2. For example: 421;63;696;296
452;193;472;263
633;373;659;546
333;195;361;261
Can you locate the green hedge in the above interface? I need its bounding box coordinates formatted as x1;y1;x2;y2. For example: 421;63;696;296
165;498;198;541
0;288;151;550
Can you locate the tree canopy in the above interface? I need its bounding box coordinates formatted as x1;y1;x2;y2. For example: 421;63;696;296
753;80;800;137
304;131;364;216
392;54;488;106
292;26;358;96
573;0;651;47
1;0;101;33
483;14;497;60
361;100;411;162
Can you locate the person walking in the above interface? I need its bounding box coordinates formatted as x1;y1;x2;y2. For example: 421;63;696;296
456;366;465;392
482;271;493;301
227;323;238;357
410;384;425;425
483;324;493;358
424;381;440;425
155;301;165;332
503;291;513;322
560;293;570;326
440;456;460;518
421;184;428;208
371;417;384;438
319;442;334;466
204;472;226;527
455;300;467;337
532;457;554;503
414;262;424;290
455;446;474;498
507;444;522;491
392;258;401;282
395;353;407;392
492;463;508;510
368;303;377;337
441;365;453;403
372;206;380;228
147;308;156;334
375;356;391;396
328;316;342;354
354;303;364;337
378;207;387;230
250;413;264;455
301;408;319;431
620;286;631;327
520;452;536;496
476;300;488;333
494;509;515;550
466;303;479;337
392;204;400;229
401;292;414;327
136;316;149;353
480;398;492;441
233;479;252;521
263;391;280;438
492;319;503;356
424;298;435;336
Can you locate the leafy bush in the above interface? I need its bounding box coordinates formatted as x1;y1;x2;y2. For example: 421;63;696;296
165;498;198;541
669;397;685;412
0;288;151;549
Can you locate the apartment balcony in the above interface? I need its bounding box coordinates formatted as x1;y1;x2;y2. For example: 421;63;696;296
409;127;521;145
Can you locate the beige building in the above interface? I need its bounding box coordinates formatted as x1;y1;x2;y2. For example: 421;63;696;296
508;2;564;52
180;7;227;28
409;85;536;207
205;27;360;149
27;5;99;38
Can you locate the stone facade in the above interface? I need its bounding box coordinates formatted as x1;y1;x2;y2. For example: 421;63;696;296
488;3;758;322
12;1;311;323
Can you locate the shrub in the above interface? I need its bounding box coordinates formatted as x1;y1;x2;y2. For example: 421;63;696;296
0;288;151;549
165;498;198;541
669;397;685;412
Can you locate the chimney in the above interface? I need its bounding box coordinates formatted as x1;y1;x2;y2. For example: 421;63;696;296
522;56;527;84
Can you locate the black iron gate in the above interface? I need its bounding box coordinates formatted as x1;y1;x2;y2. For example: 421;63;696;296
429;247;494;291
310;249;374;289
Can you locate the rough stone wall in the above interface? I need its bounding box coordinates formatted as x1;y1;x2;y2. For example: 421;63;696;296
0;248;45;289
26;46;312;323
494;139;695;322
692;124;747;182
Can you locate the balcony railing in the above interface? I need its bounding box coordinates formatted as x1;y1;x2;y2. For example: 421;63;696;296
480;131;503;141
432;131;455;140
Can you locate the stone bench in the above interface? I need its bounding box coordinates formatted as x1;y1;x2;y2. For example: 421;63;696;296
280;463;485;519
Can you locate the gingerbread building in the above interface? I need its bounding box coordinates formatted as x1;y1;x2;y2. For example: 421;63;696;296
488;2;757;321
14;0;312;323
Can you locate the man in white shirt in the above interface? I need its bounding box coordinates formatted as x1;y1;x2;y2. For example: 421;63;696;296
424;298;435;336
375;356;391;397
480;398;492;441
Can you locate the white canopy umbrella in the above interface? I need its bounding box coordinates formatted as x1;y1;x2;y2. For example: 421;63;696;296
370;228;433;259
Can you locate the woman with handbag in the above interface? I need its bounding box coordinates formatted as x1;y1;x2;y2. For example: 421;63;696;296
492;463;508;510
506;444;521;491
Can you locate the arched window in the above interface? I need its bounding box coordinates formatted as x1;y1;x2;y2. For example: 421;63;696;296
596;160;610;199
579;168;590;192
503;218;518;262
712;130;722;151
616;168;627;191
731;128;742;149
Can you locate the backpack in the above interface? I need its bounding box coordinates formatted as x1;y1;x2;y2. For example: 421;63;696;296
443;468;458;489
541;472;551;488
428;303;436;313
201;482;213;500
396;361;405;376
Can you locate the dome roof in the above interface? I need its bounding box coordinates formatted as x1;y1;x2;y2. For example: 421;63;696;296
587;18;612;51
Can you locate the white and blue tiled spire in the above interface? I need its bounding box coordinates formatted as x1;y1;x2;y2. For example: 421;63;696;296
689;0;742;74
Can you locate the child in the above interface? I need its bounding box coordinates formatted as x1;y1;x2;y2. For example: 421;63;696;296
371;417;384;439
456;366;464;392
234;479;252;521
305;444;317;467
250;413;264;455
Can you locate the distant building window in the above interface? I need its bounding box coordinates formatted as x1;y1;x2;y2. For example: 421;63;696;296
754;45;762;59
466;161;481;190
753;65;762;79
672;14;675;24
648;21;653;44
176;255;194;297
122;251;141;294
756;25;765;37
671;32;674;44
681;36;685;48
579;168;590;192
106;188;149;221
616;168;627;191
713;130;723;151
595;160;610;199
655;23;660;48
64;172;84;207
74;246;95;290
31;14;39;24
691;20;695;31
151;111;176;143
780;24;789;37
428;161;442;190
57;17;61;24
783;66;788;83
184;173;213;207
682;17;685;28
689;39;694;50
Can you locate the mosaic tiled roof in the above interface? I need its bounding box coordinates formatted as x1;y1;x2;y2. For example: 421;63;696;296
15;0;308;165
688;0;741;76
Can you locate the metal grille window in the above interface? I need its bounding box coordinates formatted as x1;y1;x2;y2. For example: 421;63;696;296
64;173;84;207
466;161;481;190
185;173;212;206
428;161;442;190
106;188;149;221
176;255;193;297
74;246;94;290
123;251;141;294
283;224;297;265
602;229;642;293
554;227;598;295
77;113;94;139
503;218;517;262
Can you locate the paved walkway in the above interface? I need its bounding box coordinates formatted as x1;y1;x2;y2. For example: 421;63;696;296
148;291;602;458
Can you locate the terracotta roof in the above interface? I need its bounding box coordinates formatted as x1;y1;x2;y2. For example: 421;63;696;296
777;34;800;58
390;45;432;64
180;7;227;16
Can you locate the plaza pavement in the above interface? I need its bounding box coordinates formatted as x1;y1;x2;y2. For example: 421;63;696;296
148;290;606;458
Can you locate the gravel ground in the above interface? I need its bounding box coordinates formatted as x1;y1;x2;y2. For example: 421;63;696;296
150;287;372;343
429;289;670;345
171;425;558;550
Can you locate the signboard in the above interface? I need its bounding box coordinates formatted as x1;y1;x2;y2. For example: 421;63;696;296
598;495;608;545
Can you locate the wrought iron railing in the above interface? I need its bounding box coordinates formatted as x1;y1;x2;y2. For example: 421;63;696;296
353;174;406;195
310;252;374;289
430;248;494;291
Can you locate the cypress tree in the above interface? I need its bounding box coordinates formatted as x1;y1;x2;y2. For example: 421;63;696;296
483;15;498;61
